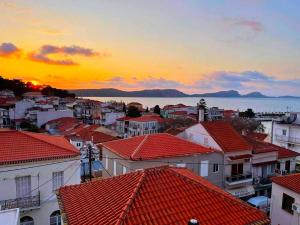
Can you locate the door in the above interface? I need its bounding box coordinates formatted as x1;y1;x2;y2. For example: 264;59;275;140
262;166;268;178
285;160;291;173
16;176;31;198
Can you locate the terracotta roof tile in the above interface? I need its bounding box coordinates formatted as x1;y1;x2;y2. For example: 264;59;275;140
102;133;214;160
58;166;269;225
272;173;300;194
201;121;252;152
246;132;268;141
0;130;79;165
245;136;300;158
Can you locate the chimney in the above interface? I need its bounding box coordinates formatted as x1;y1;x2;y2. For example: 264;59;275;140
198;108;205;122
188;219;199;225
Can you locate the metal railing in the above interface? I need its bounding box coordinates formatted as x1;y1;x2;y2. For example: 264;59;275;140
0;192;40;210
226;173;252;183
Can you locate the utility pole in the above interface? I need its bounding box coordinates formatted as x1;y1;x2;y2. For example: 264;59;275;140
88;144;92;181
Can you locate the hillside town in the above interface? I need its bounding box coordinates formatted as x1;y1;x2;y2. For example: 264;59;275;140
1;88;300;225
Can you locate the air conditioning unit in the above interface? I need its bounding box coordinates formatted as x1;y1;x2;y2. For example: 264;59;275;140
292;203;300;214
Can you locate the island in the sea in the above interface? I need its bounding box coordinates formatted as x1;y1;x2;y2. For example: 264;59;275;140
70;88;299;98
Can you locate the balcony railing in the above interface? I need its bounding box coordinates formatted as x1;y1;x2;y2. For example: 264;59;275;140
226;173;252;184
0;192;40;211
276;135;300;145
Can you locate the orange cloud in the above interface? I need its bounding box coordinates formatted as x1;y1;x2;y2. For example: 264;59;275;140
0;42;21;58
28;44;105;66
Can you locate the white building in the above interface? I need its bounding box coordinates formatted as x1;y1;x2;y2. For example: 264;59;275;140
0;108;10;128
98;111;125;126
0;130;81;225
9;99;34;120
272;112;300;163
271;174;300;225
0;208;20;225
116;115;165;138
178;121;254;199
36;109;73;128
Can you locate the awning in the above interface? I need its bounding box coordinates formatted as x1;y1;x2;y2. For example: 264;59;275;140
226;186;255;198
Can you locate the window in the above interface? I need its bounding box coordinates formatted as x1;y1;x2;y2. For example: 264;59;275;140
52;171;64;191
105;156;108;169
282;193;294;214
20;216;34;225
285;160;291;173
200;160;209;177
122;166;127;174
213;163;219;173
16;176;31;198
176;163;186;168
231;163;243;176
282;129;287;136
50;211;61;225
113;160;117;176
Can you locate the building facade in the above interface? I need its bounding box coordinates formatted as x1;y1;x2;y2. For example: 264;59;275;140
0;131;81;225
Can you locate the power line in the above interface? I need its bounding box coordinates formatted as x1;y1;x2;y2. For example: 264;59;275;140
40;164;81;205
0;159;79;174
21;161;79;197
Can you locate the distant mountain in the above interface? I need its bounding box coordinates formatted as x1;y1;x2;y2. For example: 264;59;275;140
70;88;300;98
192;90;241;97
71;88;188;97
242;92;268;98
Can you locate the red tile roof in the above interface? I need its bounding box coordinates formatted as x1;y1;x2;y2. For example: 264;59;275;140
164;127;187;135
277;147;300;159
58;166;269;225
46;117;80;133
116;116;133;121
117;115;164;123
201;121;252;152
102;133;214;160
169;111;188;116
246;132;268;141
65;124;118;144
272;173;300;194
245;136;300;158
0;130;79;165
229;154;252;160
163;104;188;110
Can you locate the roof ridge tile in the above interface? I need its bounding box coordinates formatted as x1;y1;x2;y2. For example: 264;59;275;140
130;135;149;159
115;171;146;225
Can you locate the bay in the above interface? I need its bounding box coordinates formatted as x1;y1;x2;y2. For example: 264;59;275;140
84;97;300;113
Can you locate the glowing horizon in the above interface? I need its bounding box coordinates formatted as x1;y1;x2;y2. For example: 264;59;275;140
1;0;300;96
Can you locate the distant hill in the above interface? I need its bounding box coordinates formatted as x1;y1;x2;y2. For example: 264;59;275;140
70;88;299;98
192;90;241;97
70;88;188;97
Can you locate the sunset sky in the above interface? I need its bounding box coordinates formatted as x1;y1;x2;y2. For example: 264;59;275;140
1;0;300;96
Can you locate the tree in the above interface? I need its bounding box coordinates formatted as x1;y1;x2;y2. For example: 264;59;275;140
240;108;255;118
122;103;126;113
153;105;161;115
126;106;141;117
228;117;265;134
20;121;39;132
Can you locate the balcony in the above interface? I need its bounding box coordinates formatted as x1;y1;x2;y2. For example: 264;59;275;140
0;192;40;211
226;173;252;186
276;135;300;145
